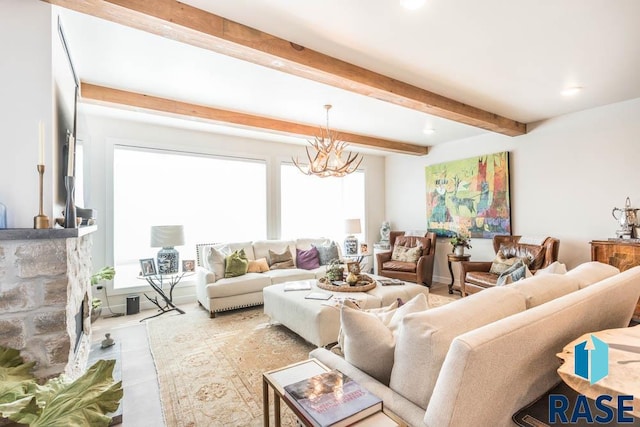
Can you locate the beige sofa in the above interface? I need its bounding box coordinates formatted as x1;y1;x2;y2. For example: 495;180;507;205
310;262;640;426
195;238;339;317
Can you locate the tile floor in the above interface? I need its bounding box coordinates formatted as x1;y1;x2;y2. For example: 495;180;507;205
90;281;457;426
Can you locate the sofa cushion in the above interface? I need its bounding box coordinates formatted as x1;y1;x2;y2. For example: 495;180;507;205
464;271;500;287
565;261;620;289
224;249;249;278
341;294;429;385
247;257;269;273
268;247;295;270
313;241;340;265
510;274;580;308
205;245;230;281
296;238;331;250
389;286;526;410
381;260;416;273
296;247;320;270
206;273;272;298
498;243;545;270
262;269;315;284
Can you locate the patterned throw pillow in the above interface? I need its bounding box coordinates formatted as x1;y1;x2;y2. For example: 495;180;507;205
313;242;340;265
489;252;527;275
268;246;295;270
391;245;423;262
224;249;249;278
496;259;532;286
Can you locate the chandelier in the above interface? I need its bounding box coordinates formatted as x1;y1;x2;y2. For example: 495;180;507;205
292;105;363;178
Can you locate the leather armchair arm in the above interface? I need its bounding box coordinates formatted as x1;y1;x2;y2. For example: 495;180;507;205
376;251;392;267
459;261;493;275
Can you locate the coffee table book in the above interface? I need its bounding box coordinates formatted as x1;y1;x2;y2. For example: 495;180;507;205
283;369;383;427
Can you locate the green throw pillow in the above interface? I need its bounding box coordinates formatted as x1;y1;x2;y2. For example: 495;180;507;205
224;249;249;278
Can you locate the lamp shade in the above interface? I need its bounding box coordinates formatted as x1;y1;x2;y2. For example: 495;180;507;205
344;218;362;235
150;225;185;248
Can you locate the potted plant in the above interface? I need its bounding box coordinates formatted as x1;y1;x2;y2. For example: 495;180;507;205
450;232;472;256
90;266;115;323
325;259;344;282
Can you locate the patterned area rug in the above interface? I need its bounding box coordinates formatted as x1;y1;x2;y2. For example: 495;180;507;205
147;293;455;426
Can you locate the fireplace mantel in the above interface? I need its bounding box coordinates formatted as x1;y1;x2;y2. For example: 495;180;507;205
0;224;97;240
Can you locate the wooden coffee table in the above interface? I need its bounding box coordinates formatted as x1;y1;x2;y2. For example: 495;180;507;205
262;358;403;427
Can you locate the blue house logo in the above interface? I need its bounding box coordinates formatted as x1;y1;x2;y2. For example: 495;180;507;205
574;334;608;384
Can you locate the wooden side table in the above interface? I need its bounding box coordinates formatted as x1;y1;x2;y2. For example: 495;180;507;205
590;239;640;322
262;358;404;427
447;253;470;295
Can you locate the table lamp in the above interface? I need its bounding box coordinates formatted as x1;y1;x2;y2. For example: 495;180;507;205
151;225;185;274
344;218;361;256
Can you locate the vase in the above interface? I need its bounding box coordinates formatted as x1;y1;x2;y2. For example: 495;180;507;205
454;245;465;256
63;176;77;229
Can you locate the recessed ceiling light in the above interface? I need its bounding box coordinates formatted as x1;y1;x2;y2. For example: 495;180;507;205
423;127;435;135
561;86;583;96
400;0;426;10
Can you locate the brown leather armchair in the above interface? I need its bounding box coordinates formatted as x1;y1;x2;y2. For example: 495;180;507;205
376;231;437;287
459;235;560;296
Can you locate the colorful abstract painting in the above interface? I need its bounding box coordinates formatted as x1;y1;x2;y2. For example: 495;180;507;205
425;151;511;238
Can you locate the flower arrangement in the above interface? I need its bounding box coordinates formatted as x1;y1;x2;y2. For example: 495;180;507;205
450;232;472;249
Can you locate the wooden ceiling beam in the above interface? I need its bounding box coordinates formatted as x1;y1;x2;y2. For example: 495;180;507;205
46;0;526;137
80;83;429;155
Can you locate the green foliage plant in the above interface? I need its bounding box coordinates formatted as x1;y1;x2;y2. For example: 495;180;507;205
0;345;123;427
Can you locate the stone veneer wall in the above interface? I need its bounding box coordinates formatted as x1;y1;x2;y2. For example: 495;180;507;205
0;233;93;380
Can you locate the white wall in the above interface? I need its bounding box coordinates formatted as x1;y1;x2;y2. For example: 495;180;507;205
0;0;53;228
81;113;386;312
385;98;640;285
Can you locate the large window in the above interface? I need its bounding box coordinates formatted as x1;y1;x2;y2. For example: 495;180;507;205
280;164;365;242
113;146;266;288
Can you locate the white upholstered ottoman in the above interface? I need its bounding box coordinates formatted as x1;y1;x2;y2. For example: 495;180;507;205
263;277;430;347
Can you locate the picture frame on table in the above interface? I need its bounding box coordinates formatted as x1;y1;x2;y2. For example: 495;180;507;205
182;259;195;272
360;243;369;254
140;258;157;276
347;261;361;275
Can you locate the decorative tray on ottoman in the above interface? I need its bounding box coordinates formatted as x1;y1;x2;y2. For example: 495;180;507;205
317;275;376;292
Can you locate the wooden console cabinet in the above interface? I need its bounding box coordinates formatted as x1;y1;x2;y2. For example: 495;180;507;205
590;239;640;322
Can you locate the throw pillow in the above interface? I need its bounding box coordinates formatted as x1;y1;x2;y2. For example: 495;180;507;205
340;293;429;385
496;259;532;286
391;245;422;262
489;252;527;275
268;247;295;270
313;242;340;265
247;257;270;273
224;249;249;278
205;245;230;280
296;247;320;270
534;261;568;276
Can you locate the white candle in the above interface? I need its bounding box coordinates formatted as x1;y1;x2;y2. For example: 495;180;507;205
67;135;75;176
38;121;45;165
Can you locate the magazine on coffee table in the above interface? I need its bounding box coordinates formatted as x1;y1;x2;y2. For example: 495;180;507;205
284;369;382;427
284;281;313;291
304;292;333;300
377;278;404;286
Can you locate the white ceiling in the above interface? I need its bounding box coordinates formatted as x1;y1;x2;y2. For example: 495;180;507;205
57;0;640;154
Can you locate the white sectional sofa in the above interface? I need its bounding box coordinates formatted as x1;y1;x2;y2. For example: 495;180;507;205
310;262;640;427
195;238;340;317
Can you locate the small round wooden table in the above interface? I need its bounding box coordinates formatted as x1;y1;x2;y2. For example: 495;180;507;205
447;253;470;295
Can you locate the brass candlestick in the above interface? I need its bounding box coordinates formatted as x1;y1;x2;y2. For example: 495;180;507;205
34;164;50;229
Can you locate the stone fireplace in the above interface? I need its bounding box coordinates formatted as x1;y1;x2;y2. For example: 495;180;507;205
0;226;96;379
